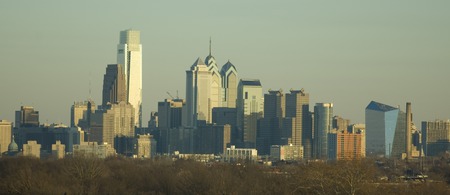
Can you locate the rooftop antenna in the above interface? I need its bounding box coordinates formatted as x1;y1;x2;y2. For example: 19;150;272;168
209;36;212;56
89;71;92;101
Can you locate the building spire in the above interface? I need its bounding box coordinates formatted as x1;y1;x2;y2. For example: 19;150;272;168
209;36;212;56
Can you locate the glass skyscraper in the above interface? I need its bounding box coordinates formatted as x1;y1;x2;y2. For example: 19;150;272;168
314;103;333;159
365;101;406;158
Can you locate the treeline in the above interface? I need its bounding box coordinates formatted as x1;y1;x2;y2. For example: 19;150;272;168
0;157;449;195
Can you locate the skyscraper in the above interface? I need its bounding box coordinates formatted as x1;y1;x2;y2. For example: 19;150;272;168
236;79;264;147
117;29;142;127
185;58;212;126
102;64;126;107
221;60;238;108
70;101;96;128
257;89;284;155
365;101;406;158
314;103;333;159
285;89;311;147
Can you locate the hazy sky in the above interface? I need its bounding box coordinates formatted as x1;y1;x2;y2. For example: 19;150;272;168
1;1;449;126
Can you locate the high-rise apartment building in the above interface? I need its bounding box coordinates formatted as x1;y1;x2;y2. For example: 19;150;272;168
117;29;142;127
102;64;126;107
422;120;450;156
333;116;350;131
314;103;333;159
0;120;12;154
328;130;364;160
15;106;39;128
236;79;264;147
365;101;406;158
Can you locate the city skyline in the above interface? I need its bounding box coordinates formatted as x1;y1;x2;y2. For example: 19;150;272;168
1;1;450;126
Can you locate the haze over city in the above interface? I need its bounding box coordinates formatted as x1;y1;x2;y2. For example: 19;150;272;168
1;0;449;125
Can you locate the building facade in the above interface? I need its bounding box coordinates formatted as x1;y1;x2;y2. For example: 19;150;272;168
70;101;96;128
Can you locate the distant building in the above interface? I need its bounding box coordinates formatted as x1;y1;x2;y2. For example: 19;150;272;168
220;61;238;108
328;130;364;160
185;43;239;127
185;58;216;126
314;103;333;160
52;140;65;159
73;142;116;158
348;124;366;157
102;64;127;107
333;116;350;132
223;145;258;163
365;101;406;158
23;140;41;158
117;29;142;127
90;101;135;153
194;124;231;154
257;89;285;155
270;144;304;161
136;134;156;158
212;107;238;144
158;99;184;153
13;125;83;153
422;120;450;156
70;101;96;128
237;79;264;147
0;120;12;154
285;89;311;159
15;106;39;128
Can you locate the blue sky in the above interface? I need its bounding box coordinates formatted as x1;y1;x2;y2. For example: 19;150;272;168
1;0;449;125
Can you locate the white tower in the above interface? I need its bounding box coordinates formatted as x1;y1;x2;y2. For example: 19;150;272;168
117;29;142;127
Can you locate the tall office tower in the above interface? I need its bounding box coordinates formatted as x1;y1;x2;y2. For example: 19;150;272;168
285;89;310;147
422;120;450;156
158;98;185;153
332;116;350;131
102;64;127;107
365;101;406;158
90;101;135;150
117;29;142;127
15;106;39;128
313;103;333;159
70;101;96;128
221;61;238;108
0;120;12;154
405;102;412;159
204;43;222;111
185;58;212;126
257;89;284;155
236;79;264;147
